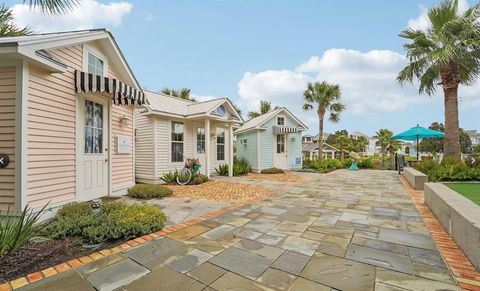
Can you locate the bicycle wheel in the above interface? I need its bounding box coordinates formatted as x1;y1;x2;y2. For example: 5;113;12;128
176;167;192;185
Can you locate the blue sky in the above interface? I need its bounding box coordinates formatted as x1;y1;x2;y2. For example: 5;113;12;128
7;0;480;135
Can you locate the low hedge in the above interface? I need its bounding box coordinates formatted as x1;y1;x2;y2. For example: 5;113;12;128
128;184;172;199
261;167;284;174
416;158;480;182
44;201;166;244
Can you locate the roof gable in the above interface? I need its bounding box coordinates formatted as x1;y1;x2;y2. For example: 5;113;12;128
143;91;243;122
0;29;141;89
235;107;308;134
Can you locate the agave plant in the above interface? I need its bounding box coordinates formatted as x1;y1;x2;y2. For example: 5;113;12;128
0;204;47;255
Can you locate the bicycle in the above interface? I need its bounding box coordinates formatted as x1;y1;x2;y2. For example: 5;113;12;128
176;152;201;185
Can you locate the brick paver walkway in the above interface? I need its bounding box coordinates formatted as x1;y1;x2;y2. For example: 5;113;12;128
400;177;480;291
16;170;471;291
167;180;278;202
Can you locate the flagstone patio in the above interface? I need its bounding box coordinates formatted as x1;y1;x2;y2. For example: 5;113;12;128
18;170;462;291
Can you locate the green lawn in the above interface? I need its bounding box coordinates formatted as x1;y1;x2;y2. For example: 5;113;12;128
445;183;480;206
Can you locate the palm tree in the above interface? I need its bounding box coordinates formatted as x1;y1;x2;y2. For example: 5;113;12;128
354;135;369;154
0;5;31;37
247;100;274;119
334;134;352;160
26;0;78;14
376;129;396;162
397;0;480;158
1;0;78;37
303;81;345;161
161;87;196;101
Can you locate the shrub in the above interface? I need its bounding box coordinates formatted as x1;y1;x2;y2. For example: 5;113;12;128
416;159;437;175
160;170;178;184
233;157;251;176
128;184;172;199
0;204;47;255
261;167;284;174
45;201;166;244
191;174;209;185
415;159;480;182
215;164;229;176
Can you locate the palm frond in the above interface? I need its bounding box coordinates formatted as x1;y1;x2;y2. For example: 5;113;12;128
25;0;78;15
0;5;32;37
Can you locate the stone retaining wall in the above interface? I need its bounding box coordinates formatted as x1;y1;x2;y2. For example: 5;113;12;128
424;182;480;271
403;167;428;190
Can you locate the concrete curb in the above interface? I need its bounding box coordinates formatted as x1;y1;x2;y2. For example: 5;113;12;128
399;176;480;290
424;182;480;272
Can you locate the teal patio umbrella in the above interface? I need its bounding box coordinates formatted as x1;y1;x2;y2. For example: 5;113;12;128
393;124;445;162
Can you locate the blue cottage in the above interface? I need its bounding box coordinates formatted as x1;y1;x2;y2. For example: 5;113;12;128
235;107;308;172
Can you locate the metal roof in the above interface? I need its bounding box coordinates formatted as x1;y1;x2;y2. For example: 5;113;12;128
144;90;242;121
235;107;307;134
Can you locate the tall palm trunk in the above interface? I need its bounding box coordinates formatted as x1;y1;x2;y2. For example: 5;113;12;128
317;108;325;161
441;63;461;158
443;87;460;158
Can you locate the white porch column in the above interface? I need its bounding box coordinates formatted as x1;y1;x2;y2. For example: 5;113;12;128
204;118;211;178
228;124;234;177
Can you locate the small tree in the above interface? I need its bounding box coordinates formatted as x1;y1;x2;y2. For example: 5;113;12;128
376;129;396;163
161;87;195;101
247;100;278;119
334;135;352;160
303;81;345;161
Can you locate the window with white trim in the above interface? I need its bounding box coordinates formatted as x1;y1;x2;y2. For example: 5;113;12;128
197;128;205;154
277;117;285;126
276;134;285;153
87;52;104;76
171;122;184;162
216;128;225;161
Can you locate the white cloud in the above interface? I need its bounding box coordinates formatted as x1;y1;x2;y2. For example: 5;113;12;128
238;70;312;112
192;94;217;102
12;0;133;33
237;48;450;130
407;0;470;31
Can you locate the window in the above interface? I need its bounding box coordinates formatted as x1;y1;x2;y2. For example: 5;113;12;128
216;128;225;161
277;117;285;126
87;52;104;76
276;134;285;154
171;122;184;162
197;128;205;154
85;100;103;154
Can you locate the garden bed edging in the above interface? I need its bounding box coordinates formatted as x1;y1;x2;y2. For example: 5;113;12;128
424;182;480;271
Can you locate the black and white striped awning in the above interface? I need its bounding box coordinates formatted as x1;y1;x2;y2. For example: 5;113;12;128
74;70;146;106
273;126;298;133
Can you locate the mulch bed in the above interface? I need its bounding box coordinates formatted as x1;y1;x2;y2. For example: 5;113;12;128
0;238;123;283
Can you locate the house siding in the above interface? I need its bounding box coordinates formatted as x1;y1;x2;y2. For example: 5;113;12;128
107;65;135;193
27;45;80;207
134;108;155;182
134;117;233;183
25;41;135;208
236;112;304;171
0;66;16;210
235;130;258;171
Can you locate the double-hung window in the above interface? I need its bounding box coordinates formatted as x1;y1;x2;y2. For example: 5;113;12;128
197;128;205;154
277;117;285;126
216;128;225;161
87;52;104;76
171;122;184;162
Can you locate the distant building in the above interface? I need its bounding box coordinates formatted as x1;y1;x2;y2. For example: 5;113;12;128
302;134;314;144
465;130;480;146
302;142;339;159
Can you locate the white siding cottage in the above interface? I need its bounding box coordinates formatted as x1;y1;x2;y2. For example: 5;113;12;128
134;91;243;183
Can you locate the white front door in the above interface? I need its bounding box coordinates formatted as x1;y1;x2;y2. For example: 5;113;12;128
274;134;288;169
195;127;206;174
78;96;109;200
